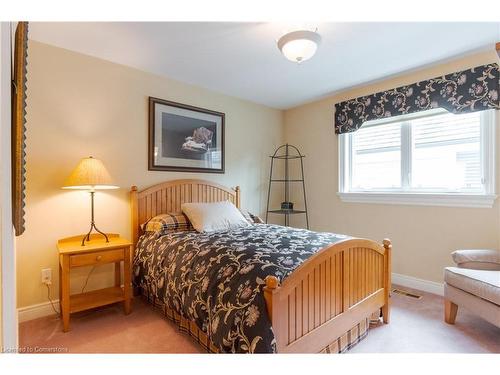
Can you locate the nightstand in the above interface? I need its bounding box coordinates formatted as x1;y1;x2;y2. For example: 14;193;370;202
57;233;133;332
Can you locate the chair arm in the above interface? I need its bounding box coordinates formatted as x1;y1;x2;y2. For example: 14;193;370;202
451;249;500;270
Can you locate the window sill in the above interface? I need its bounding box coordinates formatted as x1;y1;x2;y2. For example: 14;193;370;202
337;192;497;208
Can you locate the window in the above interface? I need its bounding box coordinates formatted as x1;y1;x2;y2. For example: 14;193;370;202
338;109;496;207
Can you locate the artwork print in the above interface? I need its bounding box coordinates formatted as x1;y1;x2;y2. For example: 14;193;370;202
149;97;225;173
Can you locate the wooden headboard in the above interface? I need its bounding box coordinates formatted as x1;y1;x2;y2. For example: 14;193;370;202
130;179;240;245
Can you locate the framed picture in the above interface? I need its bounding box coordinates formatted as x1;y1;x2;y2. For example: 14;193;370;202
12;21;29;236
148;97;225;173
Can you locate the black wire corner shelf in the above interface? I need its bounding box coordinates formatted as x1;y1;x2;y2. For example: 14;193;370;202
265;144;309;229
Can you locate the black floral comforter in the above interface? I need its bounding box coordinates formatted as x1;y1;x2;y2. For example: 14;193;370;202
133;224;350;353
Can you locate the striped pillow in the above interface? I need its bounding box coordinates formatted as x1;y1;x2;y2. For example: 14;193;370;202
143;212;194;233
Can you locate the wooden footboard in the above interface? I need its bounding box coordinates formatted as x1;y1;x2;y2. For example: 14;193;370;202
264;238;391;353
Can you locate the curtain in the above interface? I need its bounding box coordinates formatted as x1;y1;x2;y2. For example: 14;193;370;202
334;63;499;134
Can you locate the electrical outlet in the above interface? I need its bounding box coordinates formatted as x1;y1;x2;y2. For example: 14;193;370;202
41;268;52;284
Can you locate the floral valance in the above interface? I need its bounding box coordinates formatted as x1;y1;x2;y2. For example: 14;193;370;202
334;63;500;134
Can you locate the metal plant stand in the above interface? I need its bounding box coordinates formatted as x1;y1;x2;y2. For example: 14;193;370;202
265;144;309;229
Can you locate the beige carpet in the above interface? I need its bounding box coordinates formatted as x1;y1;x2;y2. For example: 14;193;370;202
19;285;500;353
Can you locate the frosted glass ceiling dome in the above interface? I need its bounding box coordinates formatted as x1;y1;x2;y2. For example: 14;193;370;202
277;30;322;63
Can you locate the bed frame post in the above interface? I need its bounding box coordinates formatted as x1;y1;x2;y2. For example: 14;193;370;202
263;275;279;322
235;186;241;208
130;186;139;247
381;238;392;324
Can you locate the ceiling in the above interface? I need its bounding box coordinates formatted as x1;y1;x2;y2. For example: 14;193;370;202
29;22;500;109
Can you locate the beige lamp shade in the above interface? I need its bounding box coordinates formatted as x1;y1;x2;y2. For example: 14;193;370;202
62;156;118;190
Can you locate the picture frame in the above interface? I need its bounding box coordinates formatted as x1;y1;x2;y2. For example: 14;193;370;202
148;97;225;173
12;21;29;236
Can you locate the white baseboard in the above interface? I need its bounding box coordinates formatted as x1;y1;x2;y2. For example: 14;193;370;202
18;300;59;323
392;272;444;296
18;283;125;322
17;274;443;323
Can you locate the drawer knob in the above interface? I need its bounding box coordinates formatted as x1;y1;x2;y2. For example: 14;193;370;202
96;255;102;261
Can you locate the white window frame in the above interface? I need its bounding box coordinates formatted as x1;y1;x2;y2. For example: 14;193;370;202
338;109;496;208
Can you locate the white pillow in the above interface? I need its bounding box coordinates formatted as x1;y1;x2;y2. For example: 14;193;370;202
181;200;250;233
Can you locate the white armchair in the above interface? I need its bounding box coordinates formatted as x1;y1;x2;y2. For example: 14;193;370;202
444;249;500;327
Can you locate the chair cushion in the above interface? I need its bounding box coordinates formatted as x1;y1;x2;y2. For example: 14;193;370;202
444;267;500;305
451;249;500;270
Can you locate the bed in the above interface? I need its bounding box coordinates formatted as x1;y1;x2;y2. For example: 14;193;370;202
130;179;391;353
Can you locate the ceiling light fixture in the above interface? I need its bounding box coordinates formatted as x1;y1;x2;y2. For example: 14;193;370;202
277;30;321;64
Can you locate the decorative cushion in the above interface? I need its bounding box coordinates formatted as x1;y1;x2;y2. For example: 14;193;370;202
239;209;265;225
444;267;500;306
143;212;193;233
452;249;500;271
181;200;250;233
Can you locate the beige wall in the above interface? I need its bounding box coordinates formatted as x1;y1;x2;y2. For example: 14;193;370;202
284;50;500;284
17;41;283;308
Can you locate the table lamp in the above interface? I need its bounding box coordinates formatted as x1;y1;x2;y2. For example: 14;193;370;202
62;156;119;246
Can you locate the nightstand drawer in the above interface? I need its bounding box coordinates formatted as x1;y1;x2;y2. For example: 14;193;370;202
70;248;124;267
